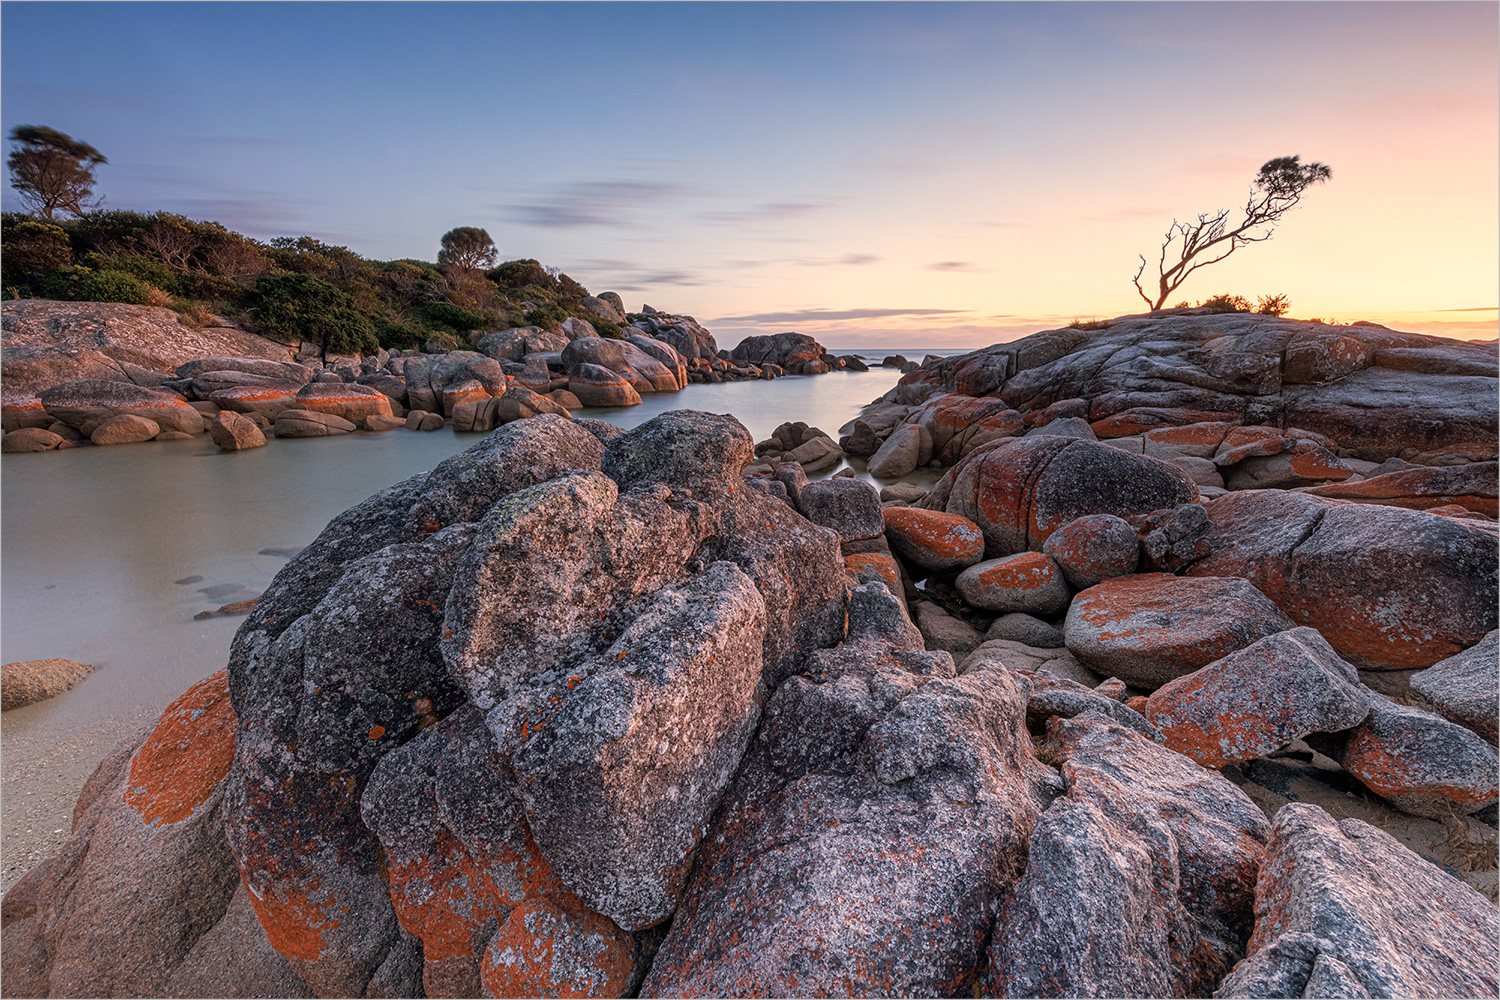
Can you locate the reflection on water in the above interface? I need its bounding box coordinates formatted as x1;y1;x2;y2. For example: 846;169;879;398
0;366;909;744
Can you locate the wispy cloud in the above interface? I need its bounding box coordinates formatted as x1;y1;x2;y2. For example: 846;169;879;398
697;201;829;225
503;180;690;229
927;260;977;272
840;253;881;266
712;307;969;324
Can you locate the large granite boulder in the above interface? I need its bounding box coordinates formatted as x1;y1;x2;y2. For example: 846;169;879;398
875;315;1496;464
987;711;1270;998
1188;490;1498;670
2;299;295;397
1215;803;1499;999
0;672;304;998
927;436;1197;555
1409;630;1499;744
729;332;829;374
630;312;719;362
39;379;203;437
643;583;1053;997
1064;573;1296;688
561;337;679;393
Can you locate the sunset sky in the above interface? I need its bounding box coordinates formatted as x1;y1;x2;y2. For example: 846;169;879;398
3;2;1496;347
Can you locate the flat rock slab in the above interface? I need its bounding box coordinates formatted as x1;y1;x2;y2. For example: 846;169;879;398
1;657;98;710
1147;628;1371;769
1410;630;1499;744
1064;573;1295;688
1215;802;1500;999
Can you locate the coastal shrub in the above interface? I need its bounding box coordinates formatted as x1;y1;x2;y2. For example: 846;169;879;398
82;252;179;293
424;301;487;332
40;266;153;305
1255;293;1291;317
436;227;498;271
557;272;589;299
1067;318;1110;331
175;270;245;303
376;320;427;350
490;258;556;291
1198;293;1252;314
174;299;221;328
593;319;622;338
253;272;378;356
524;304;568;329
0;217;71;289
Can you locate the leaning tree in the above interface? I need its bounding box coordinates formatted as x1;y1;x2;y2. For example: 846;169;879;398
1133;155;1331;312
7;125;108;221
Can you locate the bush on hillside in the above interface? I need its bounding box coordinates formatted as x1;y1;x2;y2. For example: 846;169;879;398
253;272;378;356
1198;293;1252;314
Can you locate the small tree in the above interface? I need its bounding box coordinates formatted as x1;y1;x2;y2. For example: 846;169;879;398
7;126;108;221
1133;156;1331;312
436;226;498;271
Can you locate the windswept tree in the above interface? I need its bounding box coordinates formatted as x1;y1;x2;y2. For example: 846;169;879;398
7;125;108;221
1133;156;1331;312
436;226;498;271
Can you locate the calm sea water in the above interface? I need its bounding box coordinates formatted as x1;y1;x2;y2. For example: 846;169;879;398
0;355;958;765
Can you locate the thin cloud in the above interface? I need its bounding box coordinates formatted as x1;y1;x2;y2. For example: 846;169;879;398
927;261;976;272
840;253;881;266
503;180;690;229
712;307;968;324
698;201;829;225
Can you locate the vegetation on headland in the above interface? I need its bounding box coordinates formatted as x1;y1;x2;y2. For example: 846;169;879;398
3;126;623;355
0;211;617;353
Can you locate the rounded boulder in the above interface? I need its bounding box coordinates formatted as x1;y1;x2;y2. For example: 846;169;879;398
883;507;987;575
1064;573;1295;688
956;552;1070;615
1042;513;1140;589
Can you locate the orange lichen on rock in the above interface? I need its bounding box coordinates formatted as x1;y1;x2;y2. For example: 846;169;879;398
882;506;986;573
122;669;237;826
1143;421;1233;449
480;899;634;999
242;874;336;962
1088;408;1241;438
844;552;902;593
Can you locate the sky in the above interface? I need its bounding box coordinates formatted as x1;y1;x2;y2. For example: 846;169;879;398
3;2;1496;348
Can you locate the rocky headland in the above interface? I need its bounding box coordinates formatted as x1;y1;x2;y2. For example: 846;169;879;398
1;308;1497;999
1;300;881;453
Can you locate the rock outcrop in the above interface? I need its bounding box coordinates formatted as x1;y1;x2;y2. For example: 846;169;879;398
2;300;295;397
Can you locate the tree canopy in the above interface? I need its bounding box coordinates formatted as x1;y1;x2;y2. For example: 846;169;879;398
7;125;108;221
1133;155;1331;312
437;226;498;271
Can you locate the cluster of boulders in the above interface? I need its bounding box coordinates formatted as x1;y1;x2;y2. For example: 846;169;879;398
3;405;1495;1000
0;300;880;455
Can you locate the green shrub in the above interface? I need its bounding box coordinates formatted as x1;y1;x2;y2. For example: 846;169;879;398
176;270;245;303
592;319;622;338
1066;318;1110;331
489;258;555;291
376;320;428;350
253;272;377;355
39;266;153;305
424;301;487;332
1255;293;1290;317
82;252;178;293
1198;293;1252;314
1;217;71;289
524;304;568;329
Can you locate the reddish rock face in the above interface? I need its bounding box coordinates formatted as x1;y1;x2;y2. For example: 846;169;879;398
1142;420;1233;457
363;707;641;999
941;436;1197;555
1188;490;1497;670
90;412;160;445
210;410;268;451
1146;628;1371;769
294;381;394;427
1219;803;1500;999
1;396;51;431
40;379;203;436
0;670;263;997
568;364;642;408
845;551;903;593
208;384;301;420
882;506;987;574
1;426;64;452
1313;697;1499;819
1089;407;1242;438
955;551;1070;615
1305;461;1498;516
1063;573;1295;688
